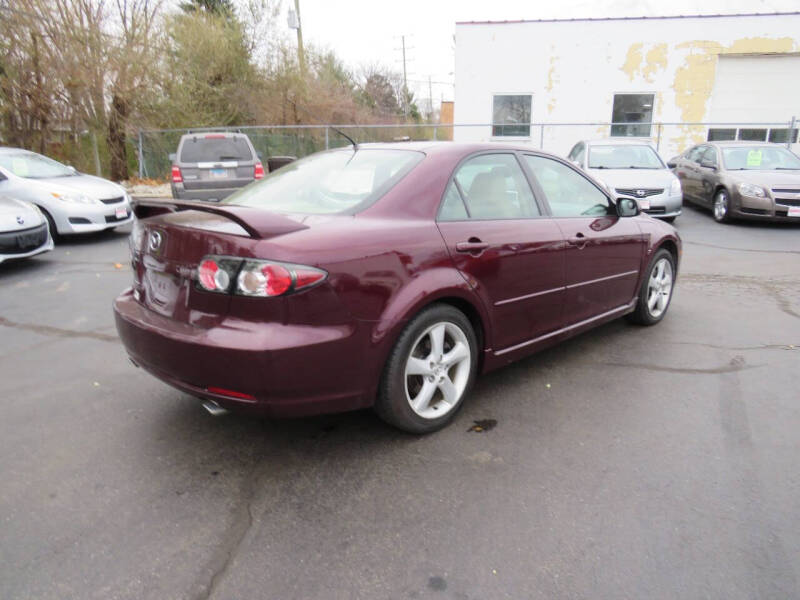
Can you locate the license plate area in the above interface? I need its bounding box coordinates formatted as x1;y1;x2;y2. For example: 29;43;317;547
637;199;651;210
209;168;227;178
144;269;181;317
115;206;128;219
788;206;800;217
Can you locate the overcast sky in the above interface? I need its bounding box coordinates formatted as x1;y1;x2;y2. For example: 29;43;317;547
294;0;798;104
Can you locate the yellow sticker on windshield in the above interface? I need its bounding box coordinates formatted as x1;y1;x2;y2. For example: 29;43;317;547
746;150;762;167
11;158;29;177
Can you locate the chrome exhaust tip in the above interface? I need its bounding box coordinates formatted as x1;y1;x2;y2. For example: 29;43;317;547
202;399;229;416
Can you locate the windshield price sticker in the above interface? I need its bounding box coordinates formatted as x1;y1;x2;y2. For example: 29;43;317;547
746;150;762;167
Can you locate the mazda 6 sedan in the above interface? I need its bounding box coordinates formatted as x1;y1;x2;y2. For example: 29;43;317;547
114;143;681;433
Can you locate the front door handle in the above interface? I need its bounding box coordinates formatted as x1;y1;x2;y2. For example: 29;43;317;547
568;232;588;249
456;239;489;254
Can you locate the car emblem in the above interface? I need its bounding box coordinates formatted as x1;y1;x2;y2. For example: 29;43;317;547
148;231;163;252
16;216;24;225
635;189;646;197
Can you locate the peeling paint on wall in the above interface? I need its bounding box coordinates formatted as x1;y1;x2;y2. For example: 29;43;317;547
621;43;644;81
546;52;559;114
642;43;668;82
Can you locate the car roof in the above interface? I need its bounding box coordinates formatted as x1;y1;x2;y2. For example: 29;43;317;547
325;141;563;159
706;141;782;148
0;146;34;155
583;139;655;146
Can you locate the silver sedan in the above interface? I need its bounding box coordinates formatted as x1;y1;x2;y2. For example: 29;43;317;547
0;147;133;239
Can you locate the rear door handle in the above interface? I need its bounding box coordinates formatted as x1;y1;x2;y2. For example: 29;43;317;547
455;240;489;253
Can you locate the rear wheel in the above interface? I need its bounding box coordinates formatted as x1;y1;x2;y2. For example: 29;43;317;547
713;189;732;223
628;249;675;326
375;304;478;434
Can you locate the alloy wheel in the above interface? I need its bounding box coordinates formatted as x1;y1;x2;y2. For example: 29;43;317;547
404;321;471;419
646;258;673;318
713;192;728;222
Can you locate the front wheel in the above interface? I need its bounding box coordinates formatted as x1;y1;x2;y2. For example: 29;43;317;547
713;189;732;223
628;249;676;326
375;304;478;433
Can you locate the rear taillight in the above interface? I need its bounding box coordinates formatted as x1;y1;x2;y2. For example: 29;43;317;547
195;255;327;297
254;162;264;179
171;165;182;183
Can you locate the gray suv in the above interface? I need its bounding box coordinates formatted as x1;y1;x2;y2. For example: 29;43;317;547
170;132;262;201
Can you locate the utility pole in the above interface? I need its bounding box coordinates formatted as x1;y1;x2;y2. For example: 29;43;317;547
401;35;408;118
291;0;306;77
428;75;433;121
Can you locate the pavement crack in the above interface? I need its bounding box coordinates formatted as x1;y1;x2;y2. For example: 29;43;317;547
588;360;761;375
669;341;798;352
684;240;800;255
0;316;119;343
680;274;800;320
192;463;265;600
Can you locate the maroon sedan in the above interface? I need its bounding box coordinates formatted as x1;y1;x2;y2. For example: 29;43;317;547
114;143;680;433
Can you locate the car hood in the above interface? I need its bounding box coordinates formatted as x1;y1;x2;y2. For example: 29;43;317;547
27;173;126;200
726;169;800;188
0;195;45;232
586;168;677;190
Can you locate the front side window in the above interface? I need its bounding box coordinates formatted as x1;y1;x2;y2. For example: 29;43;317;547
440;153;538;220
524;155;611;217
223;149;423;214
492;95;532;137
588;145;664;169
686;146;706;163
700;147;718;166
0;152;74;178
722;146;800;171
610;93;654;137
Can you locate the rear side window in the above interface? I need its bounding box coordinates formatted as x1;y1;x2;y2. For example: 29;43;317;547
442;153;538;220
179;137;253;163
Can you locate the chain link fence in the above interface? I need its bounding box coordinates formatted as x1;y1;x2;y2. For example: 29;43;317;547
137;119;799;180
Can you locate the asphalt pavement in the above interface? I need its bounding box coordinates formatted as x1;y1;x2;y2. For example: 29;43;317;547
1;204;799;599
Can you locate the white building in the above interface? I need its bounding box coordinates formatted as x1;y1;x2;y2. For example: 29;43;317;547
453;12;800;159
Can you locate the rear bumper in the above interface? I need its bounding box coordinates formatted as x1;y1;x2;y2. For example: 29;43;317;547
113;288;375;417
171;185;244;202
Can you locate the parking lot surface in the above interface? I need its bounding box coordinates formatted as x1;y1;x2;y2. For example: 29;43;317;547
2;205;799;599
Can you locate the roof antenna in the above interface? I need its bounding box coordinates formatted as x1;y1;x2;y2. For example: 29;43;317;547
288;98;358;151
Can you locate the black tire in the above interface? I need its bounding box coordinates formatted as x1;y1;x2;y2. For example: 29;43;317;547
627;249;676;326
40;207;61;243
712;189;732;224
375;304;478;434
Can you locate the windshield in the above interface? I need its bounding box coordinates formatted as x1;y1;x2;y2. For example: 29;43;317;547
721;146;800;170
588;145;664;169
222;149;424;214
179;136;253;163
0;152;74;178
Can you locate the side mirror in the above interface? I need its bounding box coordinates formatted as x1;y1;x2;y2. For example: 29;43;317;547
666;160;677;169
168;153;176;162
700;160;716;170
616;197;640;217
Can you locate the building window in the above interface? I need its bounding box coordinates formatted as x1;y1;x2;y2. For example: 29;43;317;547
610;93;654;137
492;95;531;137
738;128;767;141
707;128;736;142
768;128;799;143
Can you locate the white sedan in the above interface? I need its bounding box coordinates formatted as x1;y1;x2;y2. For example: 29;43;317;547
0;147;133;239
0;195;53;264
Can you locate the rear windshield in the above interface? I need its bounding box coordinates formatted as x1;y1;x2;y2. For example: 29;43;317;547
721;146;800;170
179;136;253;163
588;145;664;169
222;149;424;214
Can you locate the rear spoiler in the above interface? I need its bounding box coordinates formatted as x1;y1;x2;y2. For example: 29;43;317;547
131;198;308;240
